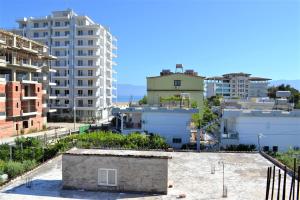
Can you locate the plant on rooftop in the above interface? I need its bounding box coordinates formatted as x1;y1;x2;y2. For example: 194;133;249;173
269;149;300;169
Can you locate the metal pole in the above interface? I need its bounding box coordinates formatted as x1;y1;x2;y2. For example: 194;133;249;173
266;167;271;200
271;165;275;200
283;166;287;200
293;158;296;200
296;166;299;200
278;170;281;200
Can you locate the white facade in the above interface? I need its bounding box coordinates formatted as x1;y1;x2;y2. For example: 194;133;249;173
206;72;270;98
113;107;198;148
221;109;300;151
13;9;117;122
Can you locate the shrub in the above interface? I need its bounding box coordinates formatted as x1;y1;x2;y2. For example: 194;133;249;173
4;161;25;178
22;160;37;172
222;144;256;151
0;144;10;161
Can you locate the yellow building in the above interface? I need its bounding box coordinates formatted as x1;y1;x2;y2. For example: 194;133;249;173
147;65;205;110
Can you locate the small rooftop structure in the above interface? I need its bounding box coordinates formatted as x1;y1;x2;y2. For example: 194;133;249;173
63;148;170;194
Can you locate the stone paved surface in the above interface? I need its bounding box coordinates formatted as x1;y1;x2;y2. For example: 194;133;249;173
0;152;292;200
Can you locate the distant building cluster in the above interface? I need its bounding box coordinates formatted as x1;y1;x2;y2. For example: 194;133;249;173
206;72;271;98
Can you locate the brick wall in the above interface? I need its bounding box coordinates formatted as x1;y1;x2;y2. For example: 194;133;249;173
6;82;22;116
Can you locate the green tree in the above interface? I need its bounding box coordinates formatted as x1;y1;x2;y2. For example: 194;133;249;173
138;95;147;105
268;84;300;108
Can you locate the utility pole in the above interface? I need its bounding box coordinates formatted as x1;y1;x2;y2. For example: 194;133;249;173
257;133;263;151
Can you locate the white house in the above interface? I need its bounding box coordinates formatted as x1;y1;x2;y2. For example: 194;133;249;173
220;109;300;151
112;107;198;148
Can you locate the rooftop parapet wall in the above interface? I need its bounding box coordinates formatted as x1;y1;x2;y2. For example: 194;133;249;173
223;109;300;118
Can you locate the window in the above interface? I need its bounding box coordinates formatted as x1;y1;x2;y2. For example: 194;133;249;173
31;120;33;126
172;138;182;143
88;50;93;56
65;99;69;104
55;21;60;27
88;90;93;96
55;31;60;36
78;90;83;96
55;41;60;46
16;102;19;108
65;90;69;95
88;70;93;76
78;70;83;76
16;124;19;131
43;22;48;27
78;100;83;106
33;32;39;38
55;51;60;56
88;60;93;66
174;80;181;87
55;90;60;95
37;87;40;92
78;40;83;46
34;23;39;28
65;31;70;36
88;100;93;106
78;50;83;56
88;30;93;35
77;60;83;66
78;30;83;36
64;21;69;26
98;168;117;186
65;41;70;46
23;121;29;129
15;86;18;91
43;32;48;37
88;80;93;86
88;40;93;45
78;80;83;86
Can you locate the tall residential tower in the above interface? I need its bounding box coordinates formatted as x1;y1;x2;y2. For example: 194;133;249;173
13;9;117;122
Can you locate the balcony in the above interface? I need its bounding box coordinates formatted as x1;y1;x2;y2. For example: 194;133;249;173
52;84;69;89
52;25;70;30
75;73;100;79
51;104;70;109
76;104;96;110
75;84;100;88
0;56;7;67
21;109;38;116
56;94;70;99
75;94;97;99
52;45;69;49
51;35;69;39
52;74;69;79
0;36;6;45
74;65;99;69
16;75;38;84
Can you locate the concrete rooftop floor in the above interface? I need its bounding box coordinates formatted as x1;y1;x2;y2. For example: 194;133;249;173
0;151;293;200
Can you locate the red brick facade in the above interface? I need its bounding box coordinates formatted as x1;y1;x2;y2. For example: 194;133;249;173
0;81;46;138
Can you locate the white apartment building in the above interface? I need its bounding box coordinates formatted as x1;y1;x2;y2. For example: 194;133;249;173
220;109;300;151
206;72;270;98
112;107;198;149
13;9;117;122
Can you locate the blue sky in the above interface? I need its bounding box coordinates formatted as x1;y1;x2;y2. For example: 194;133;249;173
0;0;299;85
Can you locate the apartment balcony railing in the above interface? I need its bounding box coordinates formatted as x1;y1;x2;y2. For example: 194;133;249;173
77;104;95;108
51;104;70;108
21;109;38;116
53;84;69;88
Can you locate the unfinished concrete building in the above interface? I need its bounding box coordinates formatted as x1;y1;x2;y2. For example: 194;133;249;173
62;149;170;194
0;29;56;136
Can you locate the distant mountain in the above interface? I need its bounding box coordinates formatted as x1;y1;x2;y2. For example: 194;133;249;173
270;80;300;90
